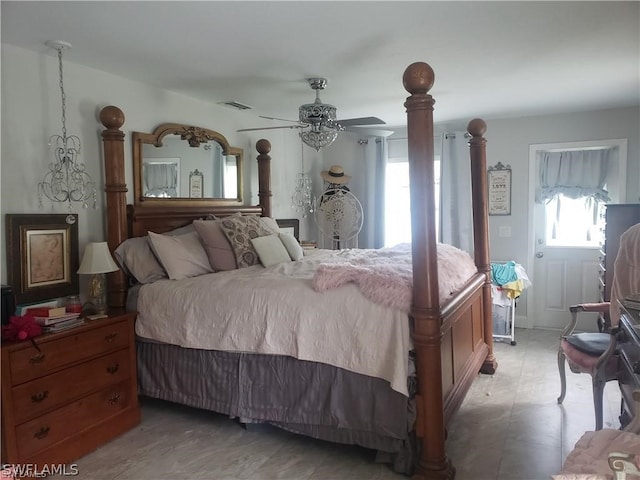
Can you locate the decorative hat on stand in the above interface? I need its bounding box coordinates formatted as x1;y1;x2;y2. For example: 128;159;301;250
321;165;352;185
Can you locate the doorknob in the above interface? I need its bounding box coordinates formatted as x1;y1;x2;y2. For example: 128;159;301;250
535;252;544;258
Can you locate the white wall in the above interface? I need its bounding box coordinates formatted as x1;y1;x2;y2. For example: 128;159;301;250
0;44;307;290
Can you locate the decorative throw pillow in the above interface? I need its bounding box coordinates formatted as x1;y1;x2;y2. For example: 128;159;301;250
114;223;197;284
259;217;281;234
251;235;292;267
147;230;213;280
279;233;304;261
193;218;237;271
219;215;271;268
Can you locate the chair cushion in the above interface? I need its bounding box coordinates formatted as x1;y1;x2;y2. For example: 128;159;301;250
564;333;615;356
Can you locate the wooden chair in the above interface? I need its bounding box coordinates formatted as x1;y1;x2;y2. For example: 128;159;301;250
557;302;620;431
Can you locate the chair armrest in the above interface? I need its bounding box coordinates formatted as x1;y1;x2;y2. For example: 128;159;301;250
609;451;640;480
570;302;610;313
562;303;611;336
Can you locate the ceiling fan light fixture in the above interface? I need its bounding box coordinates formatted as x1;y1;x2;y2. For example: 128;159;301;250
300;129;339;151
298;77;343;150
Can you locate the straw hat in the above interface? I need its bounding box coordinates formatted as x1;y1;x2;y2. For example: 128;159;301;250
321;165;352;184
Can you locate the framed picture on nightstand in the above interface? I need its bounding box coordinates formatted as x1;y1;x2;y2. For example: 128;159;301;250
5;214;79;305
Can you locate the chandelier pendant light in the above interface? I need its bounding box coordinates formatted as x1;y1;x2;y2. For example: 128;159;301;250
291;139;316;217
298;78;344;151
38;40;97;212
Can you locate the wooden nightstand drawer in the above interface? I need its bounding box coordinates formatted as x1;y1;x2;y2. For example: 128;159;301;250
11;349;131;424
8;320;130;385
15;380;132;460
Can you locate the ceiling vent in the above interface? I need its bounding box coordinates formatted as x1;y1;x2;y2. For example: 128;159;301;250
219;101;252;111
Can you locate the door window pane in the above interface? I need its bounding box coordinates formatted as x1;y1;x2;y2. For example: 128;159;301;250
545;194;604;247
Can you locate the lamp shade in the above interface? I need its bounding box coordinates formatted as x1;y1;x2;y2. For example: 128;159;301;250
77;242;119;274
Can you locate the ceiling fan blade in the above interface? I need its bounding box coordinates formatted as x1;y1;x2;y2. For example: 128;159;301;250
237;125;302;132
345;126;394;137
338;117;386;127
259;115;302;124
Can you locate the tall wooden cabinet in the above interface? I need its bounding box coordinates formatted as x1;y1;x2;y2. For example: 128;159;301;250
598;204;640;331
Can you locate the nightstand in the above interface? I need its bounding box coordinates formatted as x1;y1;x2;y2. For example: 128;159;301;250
1;310;140;467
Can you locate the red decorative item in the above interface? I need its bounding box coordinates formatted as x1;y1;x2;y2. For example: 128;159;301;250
1;315;42;341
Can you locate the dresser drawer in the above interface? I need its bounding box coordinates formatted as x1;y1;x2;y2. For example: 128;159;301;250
8;320;130;385
11;349;131;424
15;380;132;460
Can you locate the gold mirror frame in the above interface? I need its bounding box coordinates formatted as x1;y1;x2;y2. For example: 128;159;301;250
133;123;243;206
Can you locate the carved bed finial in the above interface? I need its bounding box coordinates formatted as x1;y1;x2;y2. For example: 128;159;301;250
402;62;435;94
100;105;125;130
467;118;487;137
256;138;271;155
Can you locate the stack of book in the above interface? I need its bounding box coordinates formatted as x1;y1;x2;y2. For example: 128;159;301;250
24;306;85;333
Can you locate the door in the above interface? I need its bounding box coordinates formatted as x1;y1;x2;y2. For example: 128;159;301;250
528;139;627;331
532;199;601;330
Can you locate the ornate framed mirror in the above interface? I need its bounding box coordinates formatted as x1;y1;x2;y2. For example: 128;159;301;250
132;123;243;206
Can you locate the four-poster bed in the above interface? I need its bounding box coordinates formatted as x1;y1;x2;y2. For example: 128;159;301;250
99;61;496;479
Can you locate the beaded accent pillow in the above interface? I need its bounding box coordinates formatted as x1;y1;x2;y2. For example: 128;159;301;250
219;215;271;268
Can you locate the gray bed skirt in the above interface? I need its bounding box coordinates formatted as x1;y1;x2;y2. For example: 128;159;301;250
136;338;417;473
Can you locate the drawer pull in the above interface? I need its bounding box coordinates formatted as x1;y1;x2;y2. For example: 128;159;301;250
108;393;121;404
106;363;120;374
29;353;46;365
31;390;49;403
105;333;117;343
34;426;50;440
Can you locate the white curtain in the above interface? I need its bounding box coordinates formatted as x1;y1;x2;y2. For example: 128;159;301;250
360;137;387;249
439;132;474;255
144;163;178;197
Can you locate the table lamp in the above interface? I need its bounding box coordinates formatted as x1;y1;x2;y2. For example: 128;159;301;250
77;242;119;315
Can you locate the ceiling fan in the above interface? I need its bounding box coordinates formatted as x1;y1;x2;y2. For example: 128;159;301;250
238;77;393;149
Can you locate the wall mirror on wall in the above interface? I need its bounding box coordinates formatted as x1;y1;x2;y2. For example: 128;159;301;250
133;123;243;206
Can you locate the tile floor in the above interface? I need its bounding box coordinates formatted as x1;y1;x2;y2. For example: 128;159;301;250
58;328;622;480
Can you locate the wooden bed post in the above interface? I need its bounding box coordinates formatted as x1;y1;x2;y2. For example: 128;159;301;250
256;139;272;218
468;119;498;374
100;105;128;309
404;62;455;480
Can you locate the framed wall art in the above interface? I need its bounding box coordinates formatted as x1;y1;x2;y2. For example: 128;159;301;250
5;214;79;305
487;162;512;216
189;169;204;198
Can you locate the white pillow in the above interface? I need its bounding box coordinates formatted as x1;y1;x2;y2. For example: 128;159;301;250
279;233;304;261
148;231;213;280
250;234;292;267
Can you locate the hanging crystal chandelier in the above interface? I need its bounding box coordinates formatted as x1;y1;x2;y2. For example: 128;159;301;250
298;78;344;151
38;41;97;212
291;139;316;217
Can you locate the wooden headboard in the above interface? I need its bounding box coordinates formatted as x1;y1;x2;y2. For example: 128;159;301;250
99;106;273;308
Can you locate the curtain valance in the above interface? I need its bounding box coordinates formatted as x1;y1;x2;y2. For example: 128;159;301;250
536;149;611;203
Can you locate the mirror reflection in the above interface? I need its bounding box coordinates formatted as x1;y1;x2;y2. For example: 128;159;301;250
133;123;243;205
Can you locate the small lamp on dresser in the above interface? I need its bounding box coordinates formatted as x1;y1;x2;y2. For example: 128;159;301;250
77;242;119;315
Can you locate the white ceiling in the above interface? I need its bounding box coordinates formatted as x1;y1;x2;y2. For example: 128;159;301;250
2;1;639;129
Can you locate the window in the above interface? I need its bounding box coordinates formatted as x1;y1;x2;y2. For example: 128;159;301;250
544;194;604;247
384;157;440;247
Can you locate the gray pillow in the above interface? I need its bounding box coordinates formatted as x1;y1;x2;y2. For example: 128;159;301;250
147;230;213;280
113;223;197;284
193;218;238;271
